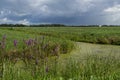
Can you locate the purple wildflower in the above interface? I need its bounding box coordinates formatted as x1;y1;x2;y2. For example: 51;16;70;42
1;35;6;49
14;40;18;47
28;40;31;46
2;34;6;40
25;39;34;46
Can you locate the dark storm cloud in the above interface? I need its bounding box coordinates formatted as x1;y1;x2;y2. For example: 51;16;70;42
0;0;120;25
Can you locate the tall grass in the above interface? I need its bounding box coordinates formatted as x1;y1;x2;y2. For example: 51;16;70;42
0;34;74;80
0;54;120;80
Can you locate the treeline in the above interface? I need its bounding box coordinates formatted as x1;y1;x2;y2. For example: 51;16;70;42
70;25;120;27
0;24;66;27
0;24;120;27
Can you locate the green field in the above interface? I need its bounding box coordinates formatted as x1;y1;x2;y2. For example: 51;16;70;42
3;27;120;45
0;27;120;80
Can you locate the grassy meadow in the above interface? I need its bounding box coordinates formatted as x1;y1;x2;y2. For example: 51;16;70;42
0;27;120;80
5;27;120;45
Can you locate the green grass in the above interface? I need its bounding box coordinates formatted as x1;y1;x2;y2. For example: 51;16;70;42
0;27;120;80
0;28;74;53
3;27;120;45
1;54;120;80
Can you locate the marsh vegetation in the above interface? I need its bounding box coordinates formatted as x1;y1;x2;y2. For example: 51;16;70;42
0;27;120;80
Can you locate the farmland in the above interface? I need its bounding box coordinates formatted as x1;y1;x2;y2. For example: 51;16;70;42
0;27;120;80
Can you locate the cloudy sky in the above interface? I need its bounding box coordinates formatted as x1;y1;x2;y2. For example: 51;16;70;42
0;0;120;25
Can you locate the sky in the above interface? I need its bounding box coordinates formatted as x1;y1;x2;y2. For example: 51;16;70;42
0;0;120;25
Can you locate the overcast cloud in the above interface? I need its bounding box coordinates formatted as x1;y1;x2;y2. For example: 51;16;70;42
0;0;120;25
